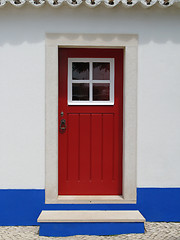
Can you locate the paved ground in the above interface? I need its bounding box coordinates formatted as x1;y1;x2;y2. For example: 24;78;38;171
0;222;180;240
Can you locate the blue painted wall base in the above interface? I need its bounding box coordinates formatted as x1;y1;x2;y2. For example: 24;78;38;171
39;222;145;237
0;188;180;225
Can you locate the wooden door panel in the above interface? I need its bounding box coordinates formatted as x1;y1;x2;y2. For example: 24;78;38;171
58;48;123;195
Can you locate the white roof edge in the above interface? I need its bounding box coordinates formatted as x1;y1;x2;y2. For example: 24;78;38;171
0;0;180;8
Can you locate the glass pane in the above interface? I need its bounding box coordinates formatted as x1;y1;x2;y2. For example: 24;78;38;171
93;83;110;101
93;62;110;80
72;62;89;80
72;83;89;101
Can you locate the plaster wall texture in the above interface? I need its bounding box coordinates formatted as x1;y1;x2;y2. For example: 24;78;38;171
0;5;180;189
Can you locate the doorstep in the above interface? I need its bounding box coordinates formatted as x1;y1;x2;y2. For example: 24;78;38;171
37;210;145;237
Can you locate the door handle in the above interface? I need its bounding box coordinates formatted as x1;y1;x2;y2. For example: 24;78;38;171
60;119;67;130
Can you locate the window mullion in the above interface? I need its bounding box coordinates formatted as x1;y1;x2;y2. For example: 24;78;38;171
89;61;93;102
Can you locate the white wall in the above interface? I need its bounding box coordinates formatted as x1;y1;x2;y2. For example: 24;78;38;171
0;4;180;188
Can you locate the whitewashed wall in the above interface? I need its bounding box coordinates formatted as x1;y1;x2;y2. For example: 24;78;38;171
0;5;180;188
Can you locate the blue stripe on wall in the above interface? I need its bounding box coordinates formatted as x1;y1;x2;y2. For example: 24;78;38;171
137;188;180;222
39;222;145;237
0;188;179;225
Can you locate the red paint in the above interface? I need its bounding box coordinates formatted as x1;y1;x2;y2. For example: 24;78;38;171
58;48;123;195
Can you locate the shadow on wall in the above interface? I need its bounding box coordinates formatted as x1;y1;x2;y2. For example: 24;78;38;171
0;4;180;46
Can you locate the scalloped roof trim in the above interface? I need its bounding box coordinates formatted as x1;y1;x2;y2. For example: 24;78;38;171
0;0;180;7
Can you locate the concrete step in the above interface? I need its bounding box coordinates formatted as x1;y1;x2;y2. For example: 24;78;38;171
37;210;145;237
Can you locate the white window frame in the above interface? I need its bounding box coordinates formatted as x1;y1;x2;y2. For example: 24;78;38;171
68;58;114;105
45;33;138;204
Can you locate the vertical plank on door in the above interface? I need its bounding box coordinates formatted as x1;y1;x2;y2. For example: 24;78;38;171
68;114;79;181
103;114;114;181
79;114;91;181
91;114;102;182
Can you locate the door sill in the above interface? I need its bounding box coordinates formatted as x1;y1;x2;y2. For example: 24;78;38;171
52;195;136;204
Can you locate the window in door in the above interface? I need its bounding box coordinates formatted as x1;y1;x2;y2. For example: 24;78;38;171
68;58;114;105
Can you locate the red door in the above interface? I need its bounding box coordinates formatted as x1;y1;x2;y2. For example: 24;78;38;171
58;48;123;195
